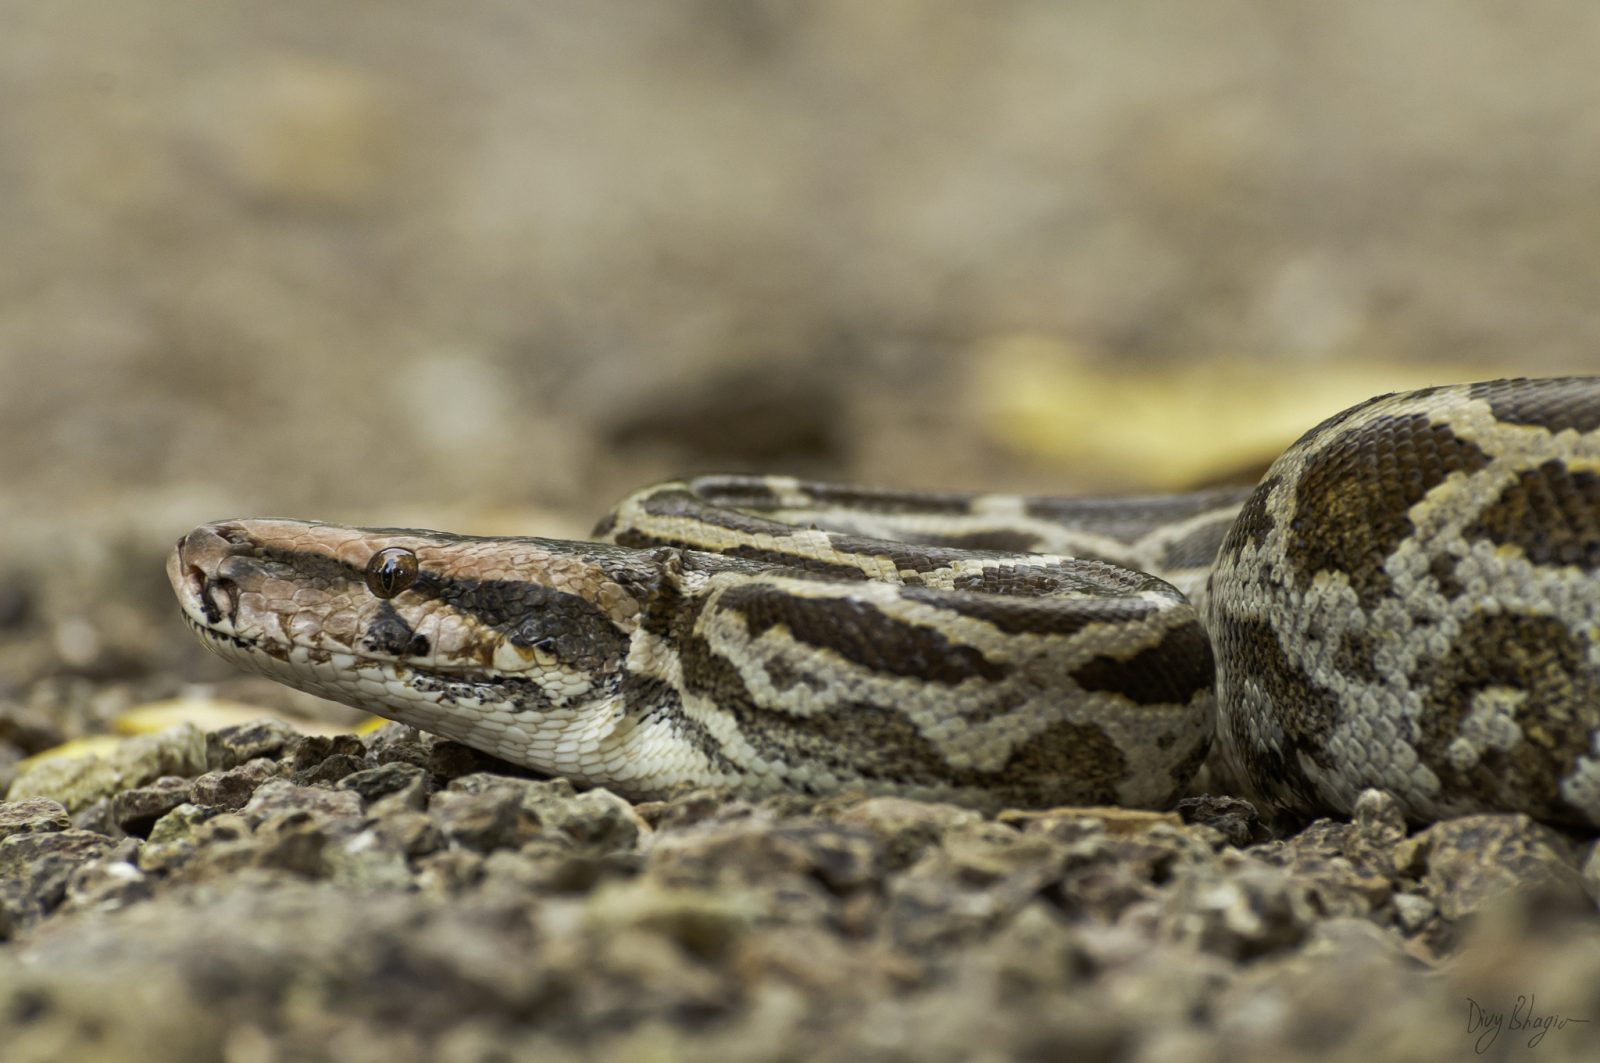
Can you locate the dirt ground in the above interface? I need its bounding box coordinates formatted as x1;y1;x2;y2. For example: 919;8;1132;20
3;4;1600;1061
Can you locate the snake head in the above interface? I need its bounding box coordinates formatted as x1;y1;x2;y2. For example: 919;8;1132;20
168;518;667;735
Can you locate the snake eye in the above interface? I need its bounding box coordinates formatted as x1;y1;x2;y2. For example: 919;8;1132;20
364;547;419;599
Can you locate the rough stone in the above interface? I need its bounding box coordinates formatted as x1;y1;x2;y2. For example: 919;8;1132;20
649;816;882;897
370;809;443;858
137;802;229;874
556;789;646;853
1394;814;1584;921
833;795;983;870
325;826;417;889
0;829;116;934
1177;794;1272;847
444;774;646;854
0;797;70;839
1252;817;1396;919
1156;856;1320;961
205;717;299;770
190;757;280;811
585;879;759;963
429;787;531;852
1582;841;1600;907
500;848;643;896
363;722;432;768
884;823;1070;953
288;733;369;773
62;838;149;914
6;724;207;813
1350;788;1408;848
111;775;193;835
425;740;528;783
633;788;751;832
239;778;364;830
291;751;367;786
68;796;115;835
243;811;338;878
337;762;428;806
998;804;1182;834
0;704;1592;1061
416;848;486;894
1391;892;1436;934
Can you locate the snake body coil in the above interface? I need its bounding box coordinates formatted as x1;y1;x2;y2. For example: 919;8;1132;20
169;378;1600;825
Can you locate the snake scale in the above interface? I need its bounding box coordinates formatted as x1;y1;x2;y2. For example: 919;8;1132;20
169;377;1600;826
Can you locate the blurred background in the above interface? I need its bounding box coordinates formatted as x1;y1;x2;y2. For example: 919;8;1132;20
2;1;1598;761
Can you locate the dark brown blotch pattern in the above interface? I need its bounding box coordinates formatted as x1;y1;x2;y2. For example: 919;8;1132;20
1463;462;1600;571
619;671;743;775
1468;377;1600;436
948;560;1155;599
419;574;629;673
1159;515;1236;572
1427;552;1464;599
900;587;1122;639
676;625;1133;805
989;719;1130;806
719;545;873;582
1213;616;1343;813
1332;627;1380;685
1072;620;1214;706
1412;611;1600;826
688;475;785;507
782;482;974;516
1023;487;1251;546
1222;475;1278;553
639;489;792;538
1284;415;1490;605
910;529;1046;553
716;582;1010;685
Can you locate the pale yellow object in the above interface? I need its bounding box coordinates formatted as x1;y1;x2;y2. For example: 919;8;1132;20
16;735;127;768
18;698;385;769
114;697;384;737
971;336;1510;490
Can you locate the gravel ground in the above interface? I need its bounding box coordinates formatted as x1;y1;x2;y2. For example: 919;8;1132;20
7;4;1600;1060
1;707;1598;1062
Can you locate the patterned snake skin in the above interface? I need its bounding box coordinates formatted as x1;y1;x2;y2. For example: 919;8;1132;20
168;378;1600;825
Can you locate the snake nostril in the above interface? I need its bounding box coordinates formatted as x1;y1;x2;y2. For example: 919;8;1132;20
201;577;238;625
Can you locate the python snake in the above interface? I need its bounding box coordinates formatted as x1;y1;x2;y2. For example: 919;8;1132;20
169;377;1600;826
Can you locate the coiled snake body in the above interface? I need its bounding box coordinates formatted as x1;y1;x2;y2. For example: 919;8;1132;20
169;378;1600;825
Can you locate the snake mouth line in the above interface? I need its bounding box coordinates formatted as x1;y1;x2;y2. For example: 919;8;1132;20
178;613;497;686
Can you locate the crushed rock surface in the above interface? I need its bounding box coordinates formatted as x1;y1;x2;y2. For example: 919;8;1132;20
1;721;1597;1062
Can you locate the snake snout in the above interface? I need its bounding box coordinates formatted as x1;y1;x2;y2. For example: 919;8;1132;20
169;523;252;626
